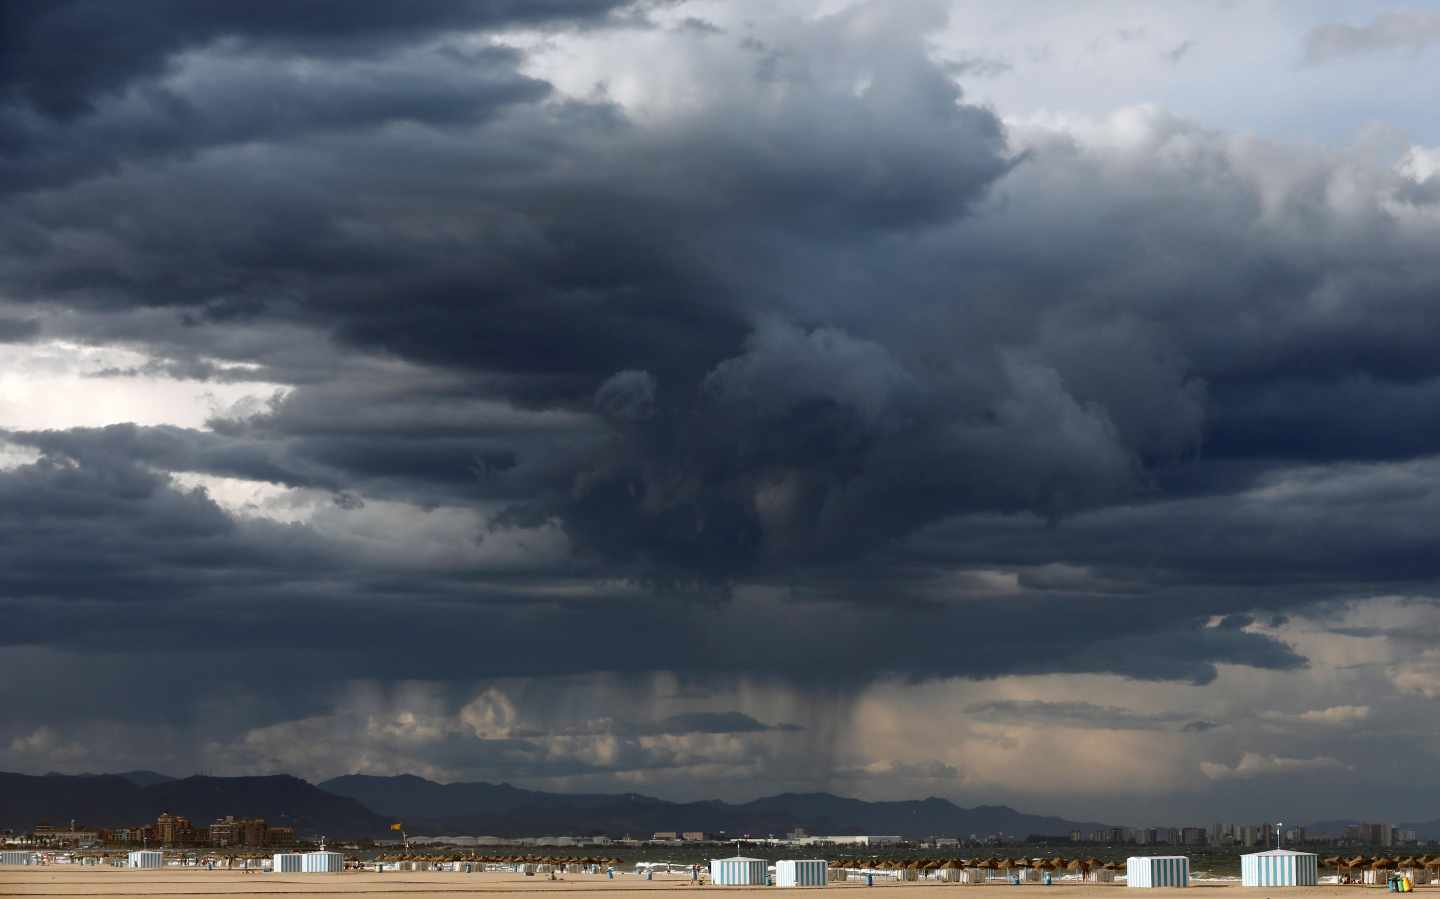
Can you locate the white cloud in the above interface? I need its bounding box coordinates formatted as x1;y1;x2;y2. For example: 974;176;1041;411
8;726;87;763
169;472;572;570
1389;649;1440;699
0;340;287;431
1398;145;1440;182
458;689;518;740
1295;705;1371;725
1200;752;1349;781
1260;705;1371;726
0;439;41;471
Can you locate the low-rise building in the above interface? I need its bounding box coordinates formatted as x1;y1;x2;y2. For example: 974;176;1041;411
32;823;102;846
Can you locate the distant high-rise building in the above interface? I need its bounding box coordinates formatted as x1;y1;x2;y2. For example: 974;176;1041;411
154;813;194;846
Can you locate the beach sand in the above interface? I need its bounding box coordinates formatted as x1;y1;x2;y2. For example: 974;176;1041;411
0;868;1396;899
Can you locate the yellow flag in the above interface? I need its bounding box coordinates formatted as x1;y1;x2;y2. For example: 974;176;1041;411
390;823;404;831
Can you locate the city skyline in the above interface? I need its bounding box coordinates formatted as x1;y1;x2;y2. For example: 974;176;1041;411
5;1;1440;825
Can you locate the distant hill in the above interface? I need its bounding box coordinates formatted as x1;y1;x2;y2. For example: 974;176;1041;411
2;772;143;830
0;772;388;837
2;768;1110;840
116;770;176;787
319;774;1108;839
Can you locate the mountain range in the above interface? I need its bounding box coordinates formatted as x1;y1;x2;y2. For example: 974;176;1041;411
0;770;1107;840
9;770;1440;843
0;772;387;836
320;774;1110;839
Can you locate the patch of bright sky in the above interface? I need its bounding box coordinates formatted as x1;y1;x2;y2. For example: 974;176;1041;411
510;1;1440;147
0;340;288;431
170;471;572;570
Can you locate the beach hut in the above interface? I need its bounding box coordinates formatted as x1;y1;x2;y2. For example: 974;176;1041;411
1397;858;1425;887
1361;858;1397;886
0;851;34;865
272;853;303;873
1127;856;1190;888
777;860;828;887
1241;849;1318;887
301;851;344;873
128;850;163;869
712;857;768;886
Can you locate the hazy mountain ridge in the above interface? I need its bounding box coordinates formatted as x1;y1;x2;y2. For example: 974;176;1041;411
1;769;1108;839
0;772;387;836
319;775;1109;839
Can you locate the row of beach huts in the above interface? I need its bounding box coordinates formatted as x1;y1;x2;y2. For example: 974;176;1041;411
0;849;344;873
0;847;1344;887
706;850;1323;888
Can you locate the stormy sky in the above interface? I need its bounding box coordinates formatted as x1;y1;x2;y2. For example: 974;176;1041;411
4;0;1440;826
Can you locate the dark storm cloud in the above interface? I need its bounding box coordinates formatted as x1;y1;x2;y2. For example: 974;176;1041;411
0;440;1304;690
5;0;1440;788
0;0;628;118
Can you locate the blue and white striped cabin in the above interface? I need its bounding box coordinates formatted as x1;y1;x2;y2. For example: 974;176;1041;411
0;851;34;865
272;853;303;873
711;857;768;885
1241;850;1318;887
128;850;163;869
1127;856;1189;888
301;851;345;873
777;860;828;887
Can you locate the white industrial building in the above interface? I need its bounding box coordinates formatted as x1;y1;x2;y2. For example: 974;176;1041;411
1241;850;1318;887
1127;856;1189;888
811;835;903;847
0;851;34;865
128;850;164;869
711;857;768;885
776;860;828;887
272;853;304;873
301;851;345;873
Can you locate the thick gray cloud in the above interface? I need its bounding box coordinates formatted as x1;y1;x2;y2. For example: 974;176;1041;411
2;0;1440;813
1302;12;1440;64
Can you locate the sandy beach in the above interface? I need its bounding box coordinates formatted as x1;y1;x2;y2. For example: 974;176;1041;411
0;869;1399;899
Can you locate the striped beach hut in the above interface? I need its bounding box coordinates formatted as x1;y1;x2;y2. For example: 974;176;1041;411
272;853;304;873
712;857;768;886
301;851;345;873
0;851;34;865
777;860;828;887
1242;850;1318;887
128;850;163;869
1127;856;1190;888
